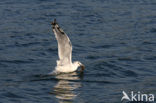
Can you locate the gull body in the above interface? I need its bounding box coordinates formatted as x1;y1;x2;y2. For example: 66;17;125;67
51;19;84;73
55;61;81;73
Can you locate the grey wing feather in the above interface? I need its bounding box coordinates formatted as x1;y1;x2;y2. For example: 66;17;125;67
51;19;72;65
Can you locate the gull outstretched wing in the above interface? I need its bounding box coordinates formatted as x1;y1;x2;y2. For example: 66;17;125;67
51;19;72;66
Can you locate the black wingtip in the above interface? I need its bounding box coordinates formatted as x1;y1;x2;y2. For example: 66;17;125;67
51;19;57;25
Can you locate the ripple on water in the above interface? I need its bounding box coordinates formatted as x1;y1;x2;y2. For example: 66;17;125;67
91;60;139;79
0;59;35;64
150;28;156;33
3;92;24;99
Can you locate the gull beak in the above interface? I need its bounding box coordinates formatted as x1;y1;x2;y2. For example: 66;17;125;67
80;64;85;72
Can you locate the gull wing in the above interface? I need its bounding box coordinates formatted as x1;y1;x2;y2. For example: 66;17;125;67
51;19;72;65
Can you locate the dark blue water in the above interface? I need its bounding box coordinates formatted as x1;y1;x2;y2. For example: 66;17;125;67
0;0;156;103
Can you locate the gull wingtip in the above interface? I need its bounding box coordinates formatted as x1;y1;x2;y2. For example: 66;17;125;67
51;19;57;25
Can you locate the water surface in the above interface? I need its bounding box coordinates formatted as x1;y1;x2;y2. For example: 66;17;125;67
0;0;156;103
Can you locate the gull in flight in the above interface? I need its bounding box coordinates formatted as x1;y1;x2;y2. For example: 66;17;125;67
50;19;85;73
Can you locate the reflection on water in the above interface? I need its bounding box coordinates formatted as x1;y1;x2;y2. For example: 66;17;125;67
52;72;83;103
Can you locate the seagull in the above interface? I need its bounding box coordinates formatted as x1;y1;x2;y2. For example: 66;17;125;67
50;19;85;73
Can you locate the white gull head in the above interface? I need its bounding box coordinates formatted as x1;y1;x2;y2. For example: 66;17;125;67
50;19;85;73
